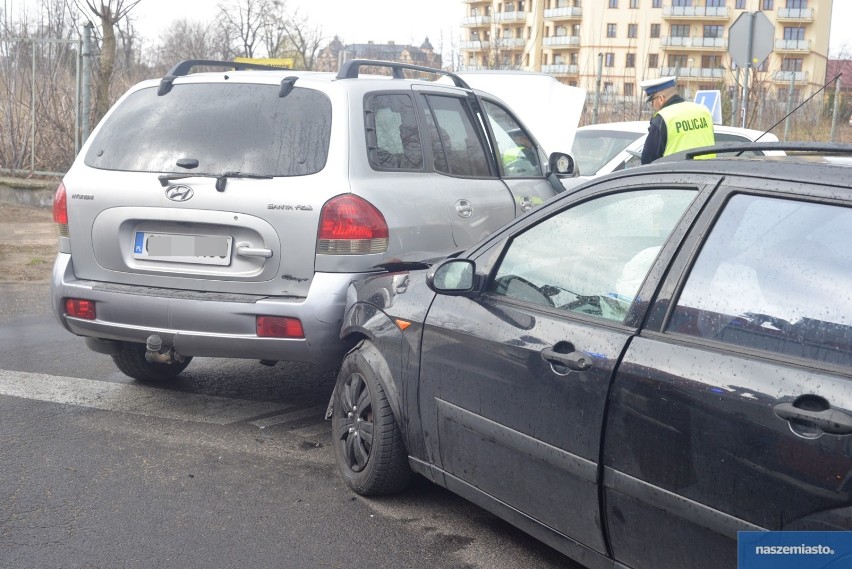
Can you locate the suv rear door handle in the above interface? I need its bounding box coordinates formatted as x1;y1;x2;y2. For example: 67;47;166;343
235;241;273;258
455;199;473;218
773;402;852;435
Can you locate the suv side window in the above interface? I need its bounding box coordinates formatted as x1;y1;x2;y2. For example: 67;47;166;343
422;95;491;178
481;100;543;178
489;189;697;322
668;194;852;365
366;94;423;170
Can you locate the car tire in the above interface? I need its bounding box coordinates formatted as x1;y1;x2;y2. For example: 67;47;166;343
111;341;192;382
332;345;411;496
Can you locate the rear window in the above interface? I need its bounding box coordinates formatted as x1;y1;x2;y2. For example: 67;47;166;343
85;83;332;176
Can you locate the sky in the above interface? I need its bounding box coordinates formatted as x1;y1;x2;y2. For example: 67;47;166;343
9;0;852;56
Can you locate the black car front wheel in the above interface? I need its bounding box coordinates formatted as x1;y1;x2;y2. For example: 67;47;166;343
332;344;411;496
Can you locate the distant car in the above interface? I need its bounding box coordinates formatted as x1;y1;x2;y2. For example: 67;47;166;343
331;143;852;569
50;59;575;382
570;120;781;179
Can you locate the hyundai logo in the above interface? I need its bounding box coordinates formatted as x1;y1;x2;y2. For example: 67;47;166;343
165;185;194;202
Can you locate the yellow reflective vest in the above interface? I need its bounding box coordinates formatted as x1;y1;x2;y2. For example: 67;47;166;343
657;101;715;159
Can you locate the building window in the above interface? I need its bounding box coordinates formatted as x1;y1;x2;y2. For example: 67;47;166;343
625;82;635;96
648;53;659;68
604;81;614;93
609;0;618;7
736;0;746;7
630;0;640;7
762;0;773;9
628;23;638;38
652;0;662;6
784;26;805;40
650;23;660;38
626;53;636;67
786;0;806;8
604;52;615;66
706;0;725;6
704;25;723;38
668;54;688;68
607;23;617;37
671;24;690;37
701;54;723;67
781;57;803;71
673;0;692;5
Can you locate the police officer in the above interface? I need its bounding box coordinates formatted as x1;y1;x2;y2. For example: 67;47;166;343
639;76;715;165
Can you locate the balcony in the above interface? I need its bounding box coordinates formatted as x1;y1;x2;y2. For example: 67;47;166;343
541;64;579;76
660;36;727;49
777;7;814;21
542;35;580;48
775;38;811;52
543;6;582;20
662;6;731;20
462;15;492;27
773;70;809;83
495;11;527;24
662;66;725;79
493;37;528;49
460;40;491;50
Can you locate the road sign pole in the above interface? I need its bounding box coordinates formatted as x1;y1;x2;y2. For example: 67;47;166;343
740;12;754;128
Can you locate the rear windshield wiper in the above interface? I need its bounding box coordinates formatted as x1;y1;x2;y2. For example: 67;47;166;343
158;171;273;191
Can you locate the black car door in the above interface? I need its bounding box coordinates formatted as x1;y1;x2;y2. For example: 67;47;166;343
417;180;709;556
603;184;852;569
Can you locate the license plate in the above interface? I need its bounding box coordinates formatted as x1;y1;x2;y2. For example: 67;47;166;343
133;232;232;265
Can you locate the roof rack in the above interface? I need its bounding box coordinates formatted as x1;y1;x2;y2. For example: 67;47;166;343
681;141;852;160
158;59;288;96
335;59;471;89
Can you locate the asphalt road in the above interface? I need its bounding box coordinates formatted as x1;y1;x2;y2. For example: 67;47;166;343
0;282;577;569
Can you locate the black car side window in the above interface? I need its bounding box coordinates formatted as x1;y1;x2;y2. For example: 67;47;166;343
489;189;697;322
668;194;852;366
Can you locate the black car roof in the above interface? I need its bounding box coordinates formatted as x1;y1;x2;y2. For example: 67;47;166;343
632;142;852;186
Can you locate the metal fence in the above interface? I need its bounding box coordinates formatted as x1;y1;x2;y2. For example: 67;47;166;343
0;27;93;177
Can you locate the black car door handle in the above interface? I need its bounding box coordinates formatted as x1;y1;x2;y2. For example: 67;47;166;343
773;402;852;435
541;346;592;371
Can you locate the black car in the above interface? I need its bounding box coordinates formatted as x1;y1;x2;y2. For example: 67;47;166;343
329;143;852;569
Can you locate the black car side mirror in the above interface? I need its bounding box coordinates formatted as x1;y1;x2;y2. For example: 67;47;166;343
426;259;480;296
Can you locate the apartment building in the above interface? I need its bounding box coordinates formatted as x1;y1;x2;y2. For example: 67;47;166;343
458;0;833;100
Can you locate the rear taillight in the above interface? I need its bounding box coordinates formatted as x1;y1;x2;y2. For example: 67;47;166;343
65;298;95;320
317;195;388;255
53;182;69;237
256;316;305;339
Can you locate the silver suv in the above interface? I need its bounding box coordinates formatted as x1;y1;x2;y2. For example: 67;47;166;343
50;59;574;381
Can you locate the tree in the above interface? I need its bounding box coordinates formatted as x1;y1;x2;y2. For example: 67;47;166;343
216;0;269;58
76;0;141;125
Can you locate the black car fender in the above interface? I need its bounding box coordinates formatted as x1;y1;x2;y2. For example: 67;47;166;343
325;336;404;433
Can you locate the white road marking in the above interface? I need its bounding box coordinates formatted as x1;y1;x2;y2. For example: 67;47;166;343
0;369;291;425
250;405;328;429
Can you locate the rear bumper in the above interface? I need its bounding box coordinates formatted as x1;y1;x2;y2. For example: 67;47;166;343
50;252;366;368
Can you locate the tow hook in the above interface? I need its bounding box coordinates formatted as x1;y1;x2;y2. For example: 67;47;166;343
145;334;185;364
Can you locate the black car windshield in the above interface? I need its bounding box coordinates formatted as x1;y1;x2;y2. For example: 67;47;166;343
85;83;332;176
571;129;642;176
